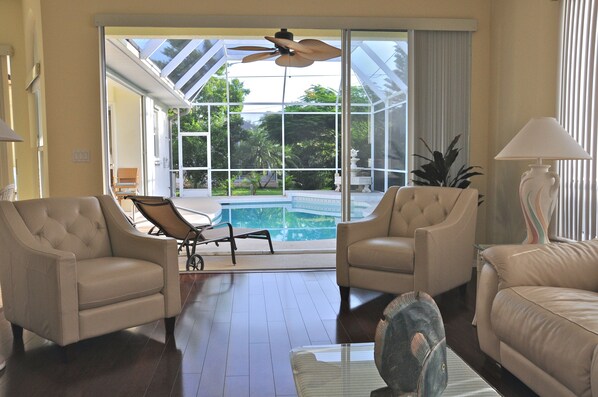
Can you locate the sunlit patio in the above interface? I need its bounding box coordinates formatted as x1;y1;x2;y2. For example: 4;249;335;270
106;29;408;196
105;29;412;262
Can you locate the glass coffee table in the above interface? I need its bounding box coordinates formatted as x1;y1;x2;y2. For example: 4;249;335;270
290;343;500;396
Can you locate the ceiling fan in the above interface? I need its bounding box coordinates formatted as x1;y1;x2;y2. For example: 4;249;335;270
229;28;341;68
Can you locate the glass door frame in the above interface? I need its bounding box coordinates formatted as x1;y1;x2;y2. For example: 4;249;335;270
341;29;352;222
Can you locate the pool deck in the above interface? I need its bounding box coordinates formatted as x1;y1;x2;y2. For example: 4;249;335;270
170;196;222;221
126;189;382;254
129;190;383;222
213;189;384;205
133;215;336;254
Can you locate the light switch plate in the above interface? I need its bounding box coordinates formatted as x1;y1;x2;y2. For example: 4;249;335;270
72;149;90;163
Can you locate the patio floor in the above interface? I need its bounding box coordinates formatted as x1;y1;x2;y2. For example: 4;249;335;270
121;190;382;272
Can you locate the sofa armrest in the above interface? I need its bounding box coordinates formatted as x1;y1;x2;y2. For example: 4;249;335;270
336;213;389;249
97;195;181;318
413;188;478;296
0;201;80;346
337;186;399;246
476;262;501;362
482;239;598;291
336;186;398;286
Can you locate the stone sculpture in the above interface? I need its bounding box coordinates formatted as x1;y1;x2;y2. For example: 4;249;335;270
371;291;448;397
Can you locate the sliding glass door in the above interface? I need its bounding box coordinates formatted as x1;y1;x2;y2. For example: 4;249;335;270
342;30;409;221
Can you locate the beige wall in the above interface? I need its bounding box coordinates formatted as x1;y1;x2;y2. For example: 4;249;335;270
0;0;562;242
35;0;494;199
486;0;561;243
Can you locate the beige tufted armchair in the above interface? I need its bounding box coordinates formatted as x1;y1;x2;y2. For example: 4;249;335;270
336;186;478;300
0;195;181;349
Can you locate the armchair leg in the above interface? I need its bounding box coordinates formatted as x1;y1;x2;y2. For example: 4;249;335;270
61;344;75;364
10;323;23;341
165;317;176;335
339;286;350;301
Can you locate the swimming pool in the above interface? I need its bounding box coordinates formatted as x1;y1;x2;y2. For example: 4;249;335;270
218;198;374;242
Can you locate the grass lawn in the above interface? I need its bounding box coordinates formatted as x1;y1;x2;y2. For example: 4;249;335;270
213;187;283;196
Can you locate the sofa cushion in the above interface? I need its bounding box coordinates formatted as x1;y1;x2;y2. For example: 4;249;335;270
483;241;598;291
492;286;598;397
348;237;414;273
77;257;164;310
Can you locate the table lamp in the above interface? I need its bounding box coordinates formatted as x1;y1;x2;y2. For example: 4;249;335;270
0;116;22;371
0;117;23;142
495;117;591;244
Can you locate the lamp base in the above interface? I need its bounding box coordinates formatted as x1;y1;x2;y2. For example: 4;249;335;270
519;164;559;244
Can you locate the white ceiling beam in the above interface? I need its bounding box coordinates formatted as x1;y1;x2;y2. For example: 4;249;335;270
359;42;408;93
185;57;227;100
350;63;386;101
140;39;166;59
175;41;224;90
161;39;204;77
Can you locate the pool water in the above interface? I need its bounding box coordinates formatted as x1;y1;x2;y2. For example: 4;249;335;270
219;202;339;242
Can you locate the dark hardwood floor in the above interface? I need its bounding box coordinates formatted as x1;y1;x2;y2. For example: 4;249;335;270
0;269;537;396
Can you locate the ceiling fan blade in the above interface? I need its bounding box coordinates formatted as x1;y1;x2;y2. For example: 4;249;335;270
229;46;275;51
265;36;313;54
295;39;342;61
242;51;279;63
275;54;315;68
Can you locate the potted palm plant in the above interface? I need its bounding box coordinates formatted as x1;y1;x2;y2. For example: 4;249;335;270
411;134;484;204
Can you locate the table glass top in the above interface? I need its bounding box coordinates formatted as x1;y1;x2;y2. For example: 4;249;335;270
290;343;500;397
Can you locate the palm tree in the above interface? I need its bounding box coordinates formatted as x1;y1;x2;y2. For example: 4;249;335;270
237;127;282;189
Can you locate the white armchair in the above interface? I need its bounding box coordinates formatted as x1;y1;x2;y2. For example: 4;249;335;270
0;195;181;348
336;186;478;299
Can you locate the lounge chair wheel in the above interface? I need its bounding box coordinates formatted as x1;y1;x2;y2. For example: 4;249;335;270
186;254;204;271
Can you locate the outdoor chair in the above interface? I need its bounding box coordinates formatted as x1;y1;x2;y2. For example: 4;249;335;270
128;195;274;270
113;167;139;205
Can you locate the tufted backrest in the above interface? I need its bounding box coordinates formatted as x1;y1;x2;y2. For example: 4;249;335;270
388;186;462;237
13;197;112;260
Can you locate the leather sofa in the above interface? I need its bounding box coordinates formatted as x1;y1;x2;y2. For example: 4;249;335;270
0;195;181;348
477;240;598;397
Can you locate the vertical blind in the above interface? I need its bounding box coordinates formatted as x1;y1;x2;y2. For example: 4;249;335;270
0;52;9;185
557;0;598;240
412;31;472;177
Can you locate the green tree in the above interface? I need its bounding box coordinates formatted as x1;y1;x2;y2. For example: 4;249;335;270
236;127;282;189
261;84;358;190
168;55;249;192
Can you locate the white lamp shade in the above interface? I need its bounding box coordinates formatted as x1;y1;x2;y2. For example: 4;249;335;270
0;118;23;142
495;117;591;160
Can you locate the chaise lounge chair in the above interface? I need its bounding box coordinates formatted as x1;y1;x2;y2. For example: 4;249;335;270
127;195;274;270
